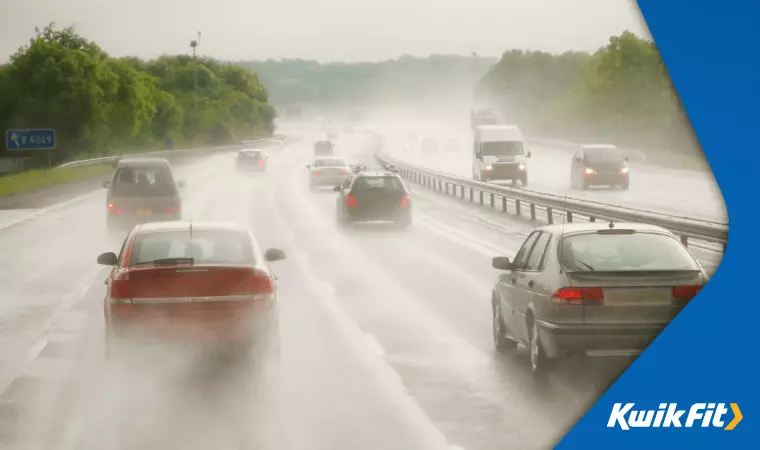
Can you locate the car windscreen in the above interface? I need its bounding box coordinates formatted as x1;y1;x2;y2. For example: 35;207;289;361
482;141;524;156
584;148;624;162
352;176;405;192
130;230;255;267
314;158;347;167
559;232;699;272
111;166;177;197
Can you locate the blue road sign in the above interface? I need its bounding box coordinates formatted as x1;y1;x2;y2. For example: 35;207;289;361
5;129;56;151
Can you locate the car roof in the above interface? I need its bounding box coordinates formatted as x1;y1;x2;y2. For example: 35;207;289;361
116;157;171;168
239;148;263;153
536;222;672;236
581;144;619;150
356;170;400;178
135;221;250;235
314;156;346;162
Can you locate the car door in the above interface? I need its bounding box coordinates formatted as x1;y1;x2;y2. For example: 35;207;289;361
496;231;540;340
511;232;552;339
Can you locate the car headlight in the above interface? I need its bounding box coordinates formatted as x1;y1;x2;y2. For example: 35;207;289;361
518;163;526;170
485;163;493;170
619;167;629;174
584;168;597;175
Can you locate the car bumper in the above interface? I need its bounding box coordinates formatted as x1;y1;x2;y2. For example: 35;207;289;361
584;173;628;186
311;175;347;186
238;163;266;171
345;209;411;223
536;320;665;358
484;165;525;180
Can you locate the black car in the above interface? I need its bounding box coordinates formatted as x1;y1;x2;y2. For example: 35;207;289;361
334;170;411;228
570;144;630;190
236;149;268;172
314;140;334;157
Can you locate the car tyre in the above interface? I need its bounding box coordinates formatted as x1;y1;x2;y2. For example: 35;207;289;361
520;173;529;187
529;320;550;375
493;301;517;354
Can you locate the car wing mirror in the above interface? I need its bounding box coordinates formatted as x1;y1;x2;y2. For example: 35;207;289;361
574;157;582;163
102;180;111;188
527;151;532;158
492;256;512;270
333;185;342;192
97;252;118;266
265;248;287;262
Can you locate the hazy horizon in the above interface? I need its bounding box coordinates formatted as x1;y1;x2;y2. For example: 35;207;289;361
0;0;650;64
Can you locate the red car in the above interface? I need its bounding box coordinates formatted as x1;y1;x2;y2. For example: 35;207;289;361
97;221;286;358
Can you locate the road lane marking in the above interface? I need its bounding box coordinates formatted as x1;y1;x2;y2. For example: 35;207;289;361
0;190;103;232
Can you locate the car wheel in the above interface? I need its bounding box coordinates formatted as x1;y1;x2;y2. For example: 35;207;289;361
581;179;590;190
493;300;517;353
529;320;550;375
521;173;528;187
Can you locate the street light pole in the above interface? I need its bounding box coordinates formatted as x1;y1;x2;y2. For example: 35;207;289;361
190;31;202;105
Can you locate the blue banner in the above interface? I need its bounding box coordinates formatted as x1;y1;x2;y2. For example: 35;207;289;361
5;129;56;151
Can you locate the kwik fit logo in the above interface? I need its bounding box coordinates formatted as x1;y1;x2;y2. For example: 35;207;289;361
607;403;743;431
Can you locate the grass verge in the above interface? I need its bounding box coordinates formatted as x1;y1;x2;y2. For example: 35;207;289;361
0;164;112;198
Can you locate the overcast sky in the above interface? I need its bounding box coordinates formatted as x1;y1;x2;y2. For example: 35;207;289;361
0;0;650;63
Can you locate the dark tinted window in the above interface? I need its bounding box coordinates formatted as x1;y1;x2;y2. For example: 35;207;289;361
239;151;262;159
352;176;405;192
314;158;347;167
131;230;254;266
482;141;524;156
584;148;623;162
524;232;551;271
111;166;177;197
559;232;699;272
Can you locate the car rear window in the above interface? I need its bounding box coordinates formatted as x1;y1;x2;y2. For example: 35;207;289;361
352;176;405;192
314;158;347;167
240;151;262;159
130;230;255;267
585;148;623;162
111;166;177;197
559;232;699;272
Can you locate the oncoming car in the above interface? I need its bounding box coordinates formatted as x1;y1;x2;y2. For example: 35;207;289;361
490;222;706;374
334;169;412;228
570;144;630;190
97;221;287;358
235;149;268;172
103;158;185;231
306;157;351;189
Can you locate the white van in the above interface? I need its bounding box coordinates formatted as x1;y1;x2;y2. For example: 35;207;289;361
471;125;531;185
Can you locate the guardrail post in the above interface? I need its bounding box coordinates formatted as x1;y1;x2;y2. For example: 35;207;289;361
479;191;484;205
460;186;464;199
681;235;688;246
547;207;554;224
590;216;596;222
515;199;521;217
502;196;507;212
470;188;474;202
530;203;536;220
567;211;573;223
490;193;495;208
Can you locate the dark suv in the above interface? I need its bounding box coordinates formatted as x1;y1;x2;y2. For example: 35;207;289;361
570;144;630;190
103;158;184;230
334;170;411;228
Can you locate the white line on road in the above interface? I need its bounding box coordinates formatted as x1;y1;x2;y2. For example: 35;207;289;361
0;190;103;232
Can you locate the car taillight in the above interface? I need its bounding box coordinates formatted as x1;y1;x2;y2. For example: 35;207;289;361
400;194;409;206
110;279;131;300
107;202;123;215
551;287;604;305
672;285;701;300
314;170;322;175
346;194;358;207
341;169;348;175
258;160;264;166
243;274;274;294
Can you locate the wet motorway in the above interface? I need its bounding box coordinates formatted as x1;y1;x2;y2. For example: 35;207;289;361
0;132;723;450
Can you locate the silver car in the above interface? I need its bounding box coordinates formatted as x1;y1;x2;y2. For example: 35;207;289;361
306;157;350;189
491;222;707;374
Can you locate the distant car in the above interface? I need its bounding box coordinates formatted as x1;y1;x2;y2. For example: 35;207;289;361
103;158;185;231
306;157;351;189
490;222;706;374
97;221;287;359
235;149;268;172
314;140;334;157
570;144;630;190
334;169;412;228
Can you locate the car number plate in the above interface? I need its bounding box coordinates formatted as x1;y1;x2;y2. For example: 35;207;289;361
137;208;153;216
